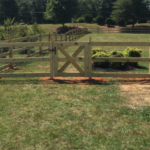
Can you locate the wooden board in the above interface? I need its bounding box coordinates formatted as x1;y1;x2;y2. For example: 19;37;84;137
0;42;50;48
58;46;84;73
0;73;50;78
0;57;50;63
58;44;84;75
58;57;84;62
53;43;58;77
84;44;89;77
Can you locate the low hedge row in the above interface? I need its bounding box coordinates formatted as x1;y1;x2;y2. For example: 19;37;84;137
92;47;142;68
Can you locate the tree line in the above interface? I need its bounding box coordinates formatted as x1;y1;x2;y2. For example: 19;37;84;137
0;0;150;27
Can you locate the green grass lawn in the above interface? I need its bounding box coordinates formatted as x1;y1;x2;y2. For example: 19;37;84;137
0;33;150;149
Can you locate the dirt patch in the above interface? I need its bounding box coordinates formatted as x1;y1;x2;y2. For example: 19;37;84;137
39;77;109;85
2;66;21;71
119;78;150;109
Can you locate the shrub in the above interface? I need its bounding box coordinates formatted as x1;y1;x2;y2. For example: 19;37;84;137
77;17;85;23
147;20;150;23
96;15;104;25
85;14;93;23
19;48;35;54
117;20;126;26
105;18;115;26
92;51;110;67
109;51;124;68
72;19;77;23
17;24;29;37
123;47;142;66
92;18;97;23
92;47;107;55
138;19;147;23
31;22;45;35
126;19;136;25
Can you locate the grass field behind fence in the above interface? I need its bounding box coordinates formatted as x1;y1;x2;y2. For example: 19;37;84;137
0;33;150;149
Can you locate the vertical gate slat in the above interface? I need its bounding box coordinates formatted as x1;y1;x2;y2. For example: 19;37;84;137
88;43;92;80
84;44;89;77
50;41;54;79
54;43;58;77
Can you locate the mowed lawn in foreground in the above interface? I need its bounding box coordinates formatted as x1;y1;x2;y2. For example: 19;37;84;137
0;33;150;149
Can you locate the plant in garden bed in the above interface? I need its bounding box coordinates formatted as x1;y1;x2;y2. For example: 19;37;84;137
109;50;124;69
92;47;107;55
123;47;142;66
92;50;110;67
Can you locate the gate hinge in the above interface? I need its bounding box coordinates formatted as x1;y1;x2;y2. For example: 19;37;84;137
49;47;56;54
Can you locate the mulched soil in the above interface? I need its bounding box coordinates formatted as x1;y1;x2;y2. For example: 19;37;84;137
92;64;147;72
2;66;21;71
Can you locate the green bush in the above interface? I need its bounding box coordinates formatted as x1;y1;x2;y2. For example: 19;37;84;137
19;48;35;54
126;19;136;25
123;47;142;66
109;50;124;69
105;18;115;26
77;17;85;23
72;19;77;23
117;20;126;26
147;20;150;23
92;18;97;23
92;47;107;55
96;15;104;25
85;14;93;23
92;50;110;67
138;19;147;23
31;22;45;35
17;24;29;37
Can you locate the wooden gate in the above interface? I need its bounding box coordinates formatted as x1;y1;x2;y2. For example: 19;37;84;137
50;42;92;79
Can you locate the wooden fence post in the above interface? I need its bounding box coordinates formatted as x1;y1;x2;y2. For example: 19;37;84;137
149;39;150;74
53;42;58;77
72;30;73;41
27;34;30;57
50;40;54;79
84;43;89;77
39;32;42;55
89;37;91;42
55;32;57;41
97;28;98;34
89;43;92;80
9;36;13;69
65;33;67;41
69;31;70;42
61;33;62;41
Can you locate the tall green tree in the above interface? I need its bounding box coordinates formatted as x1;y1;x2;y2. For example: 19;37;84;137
111;0;150;27
100;0;116;20
0;0;19;24
44;0;78;27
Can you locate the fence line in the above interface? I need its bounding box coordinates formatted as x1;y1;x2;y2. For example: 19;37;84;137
0;28;88;70
87;27;150;34
0;41;150;79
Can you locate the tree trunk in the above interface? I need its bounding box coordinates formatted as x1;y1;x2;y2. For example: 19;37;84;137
132;23;134;27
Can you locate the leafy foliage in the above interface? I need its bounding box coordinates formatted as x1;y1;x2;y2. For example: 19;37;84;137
105;18;115;26
77;17;85;23
92;18;97;23
92;47;110;67
45;0;78;27
117;20;126;26
72;19;77;23
138;19;147;23
111;0;150;27
85;14;93;23
123;47;142;66
109;50;124;68
96;15;104;25
92;47;107;55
